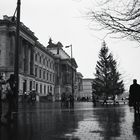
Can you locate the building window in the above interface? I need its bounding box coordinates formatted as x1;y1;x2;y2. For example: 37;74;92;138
50;61;52;69
39;69;41;78
53;74;55;82
43;71;45;79
48;59;50;68
50;62;51;69
40;56;41;63
50;86;52;92
35;54;37;61
40;84;42;94
33;81;35;89
44;85;46;94
47;72;49;81
30;81;32;91
47;60;48;67
50;73;52;82
35;67;37;77
36;83;38;92
48;86;49;94
43;58;45;65
52;63;55;70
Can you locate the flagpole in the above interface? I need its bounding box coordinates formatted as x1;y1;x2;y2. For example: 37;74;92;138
71;45;74;106
14;0;21;113
65;44;74;107
71;45;73;58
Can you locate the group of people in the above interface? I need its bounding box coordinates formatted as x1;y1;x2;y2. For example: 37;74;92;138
0;74;16;124
61;92;74;108
23;90;36;104
1;74;139;122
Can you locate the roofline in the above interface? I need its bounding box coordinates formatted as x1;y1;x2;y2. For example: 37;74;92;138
83;78;94;80
0;15;38;41
35;41;55;58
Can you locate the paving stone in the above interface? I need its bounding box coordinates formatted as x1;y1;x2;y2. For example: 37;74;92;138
0;102;139;140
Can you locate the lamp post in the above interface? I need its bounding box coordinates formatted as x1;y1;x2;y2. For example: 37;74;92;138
14;0;21;112
65;45;74;106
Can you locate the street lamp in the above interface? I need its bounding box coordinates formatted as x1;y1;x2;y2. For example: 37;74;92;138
14;0;21;112
65;45;74;105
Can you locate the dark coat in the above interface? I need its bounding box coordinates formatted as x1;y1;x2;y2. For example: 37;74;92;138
129;83;140;105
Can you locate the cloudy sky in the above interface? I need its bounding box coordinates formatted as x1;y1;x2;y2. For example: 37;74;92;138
0;0;140;90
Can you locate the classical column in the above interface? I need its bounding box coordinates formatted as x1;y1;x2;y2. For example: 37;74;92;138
19;37;23;72
30;45;34;76
24;42;29;74
9;32;15;68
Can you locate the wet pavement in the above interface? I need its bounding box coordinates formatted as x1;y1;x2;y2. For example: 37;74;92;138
0;102;140;140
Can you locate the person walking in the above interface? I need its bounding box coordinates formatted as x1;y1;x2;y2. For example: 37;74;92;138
69;94;74;108
0;75;3;123
129;79;140;113
0;74;6;123
92;93;96;107
61;92;66;107
4;74;16;122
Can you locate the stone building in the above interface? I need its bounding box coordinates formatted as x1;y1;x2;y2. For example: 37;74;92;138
0;15;55;101
75;72;83;100
47;39;78;100
0;15;37;95
34;42;55;101
79;78;93;101
0;15;79;101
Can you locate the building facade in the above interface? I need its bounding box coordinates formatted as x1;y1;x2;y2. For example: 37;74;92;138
0;15;55;101
47;39;78;100
79;78;93;100
34;42;55;101
0;15;37;95
0;15;79;101
75;72;83;100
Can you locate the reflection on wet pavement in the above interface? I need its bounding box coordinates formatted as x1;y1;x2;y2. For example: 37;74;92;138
0;102;140;140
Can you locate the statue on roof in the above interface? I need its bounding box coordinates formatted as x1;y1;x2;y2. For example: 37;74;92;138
48;38;53;45
57;42;63;48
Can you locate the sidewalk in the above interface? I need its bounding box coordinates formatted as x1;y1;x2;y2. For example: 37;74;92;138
0;102;139;140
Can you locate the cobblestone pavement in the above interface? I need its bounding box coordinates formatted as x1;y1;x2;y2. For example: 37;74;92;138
0;102;140;140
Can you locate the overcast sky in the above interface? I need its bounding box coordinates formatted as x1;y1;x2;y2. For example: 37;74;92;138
0;0;140;90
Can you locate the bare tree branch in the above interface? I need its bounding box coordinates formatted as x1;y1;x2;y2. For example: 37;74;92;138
88;0;140;42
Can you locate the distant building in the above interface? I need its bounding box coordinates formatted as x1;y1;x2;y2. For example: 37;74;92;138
80;78;93;100
47;39;78;100
34;42;55;101
75;72;83;99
